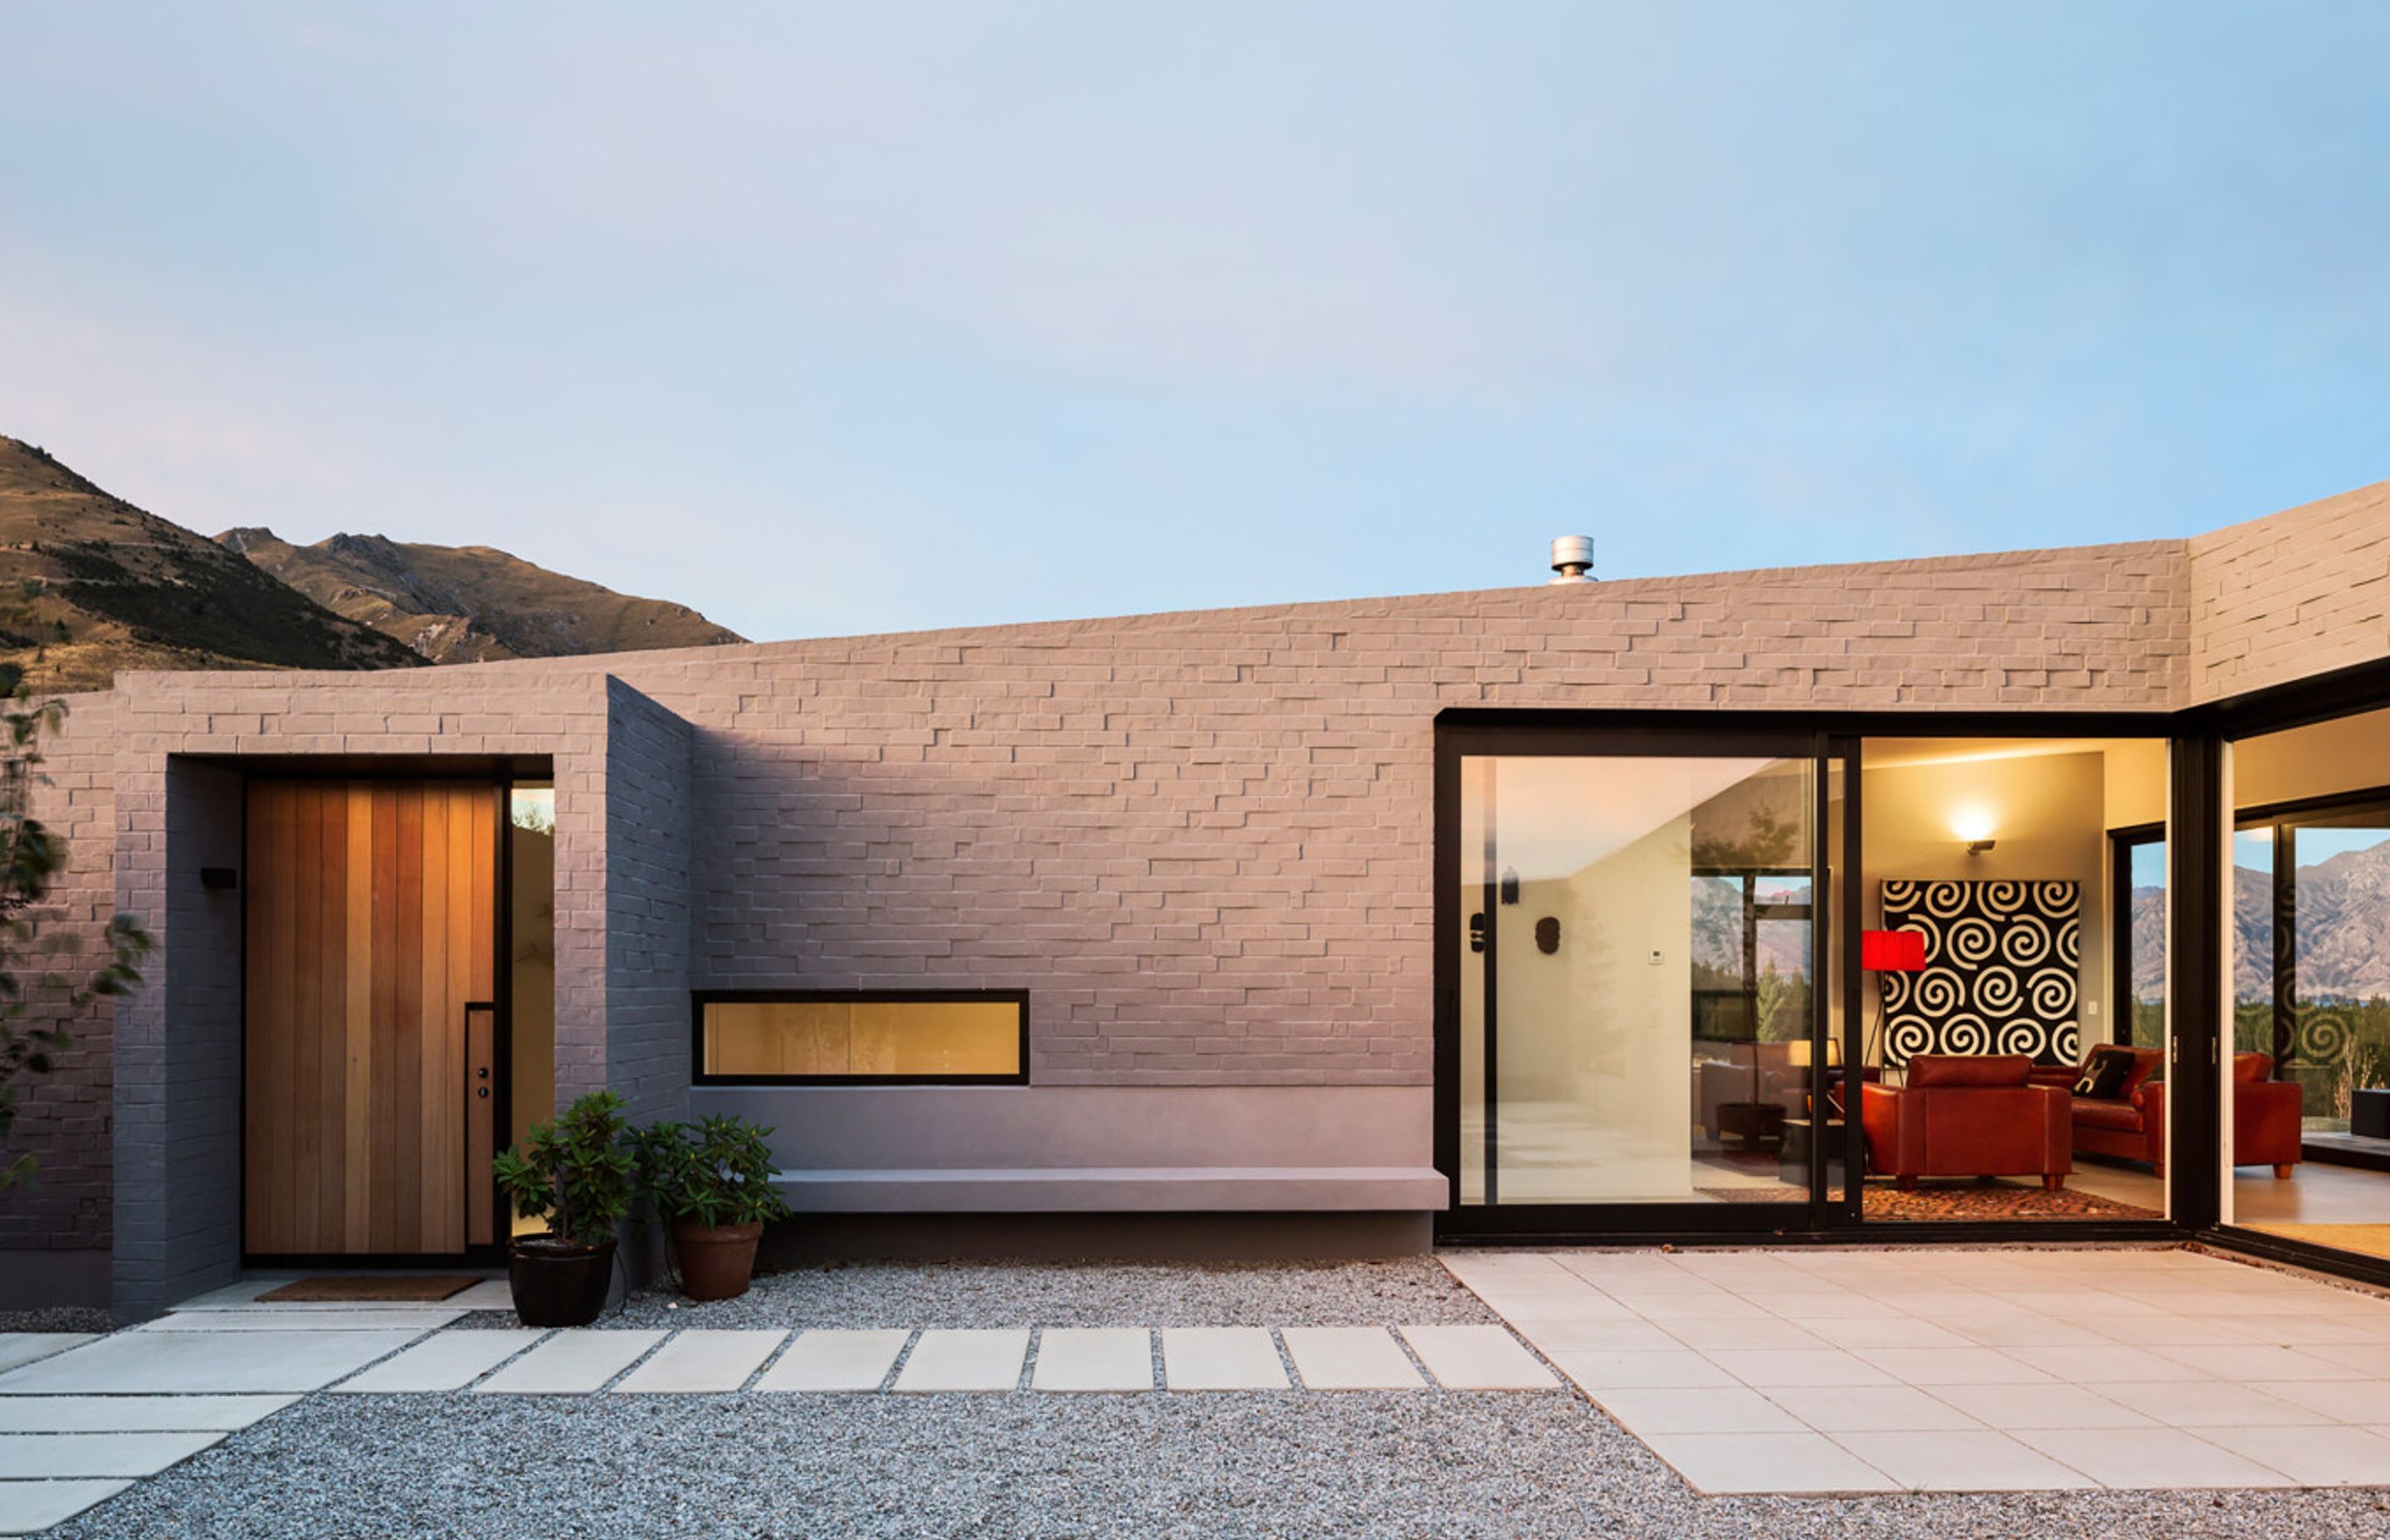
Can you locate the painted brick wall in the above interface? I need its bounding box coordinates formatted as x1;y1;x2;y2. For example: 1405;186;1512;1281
0;691;126;1257
2188;480;2390;704
578;538;2193;1087
598;678;695;1126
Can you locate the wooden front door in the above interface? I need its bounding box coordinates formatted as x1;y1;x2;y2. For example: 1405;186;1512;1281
243;779;500;1256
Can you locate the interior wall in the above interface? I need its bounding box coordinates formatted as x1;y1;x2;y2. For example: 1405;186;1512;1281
1495;811;1694;1195
1862;751;2110;1055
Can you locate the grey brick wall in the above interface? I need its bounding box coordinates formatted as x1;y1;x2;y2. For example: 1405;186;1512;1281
110;758;244;1320
0;690;124;1259
597;678;694;1126
2188;480;2390;704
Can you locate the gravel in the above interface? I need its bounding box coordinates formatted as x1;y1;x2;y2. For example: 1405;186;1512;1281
50;1386;2390;1539
0;1306;110;1333
484;1256;1505;1331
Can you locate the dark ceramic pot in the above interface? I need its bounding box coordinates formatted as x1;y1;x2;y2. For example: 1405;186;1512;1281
508;1235;616;1326
671;1219;764;1302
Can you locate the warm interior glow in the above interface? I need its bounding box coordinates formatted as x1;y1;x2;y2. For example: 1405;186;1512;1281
1948;805;1997;846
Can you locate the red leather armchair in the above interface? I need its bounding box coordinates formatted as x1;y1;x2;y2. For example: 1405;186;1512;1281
1861;1054;2071;1192
2032;1047;2301;1178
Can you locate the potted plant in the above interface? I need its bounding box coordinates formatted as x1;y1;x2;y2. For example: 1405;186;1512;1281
632;1114;788;1302
495;1090;637;1326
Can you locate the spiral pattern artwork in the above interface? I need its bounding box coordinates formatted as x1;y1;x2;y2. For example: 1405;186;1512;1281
1881;879;2080;1067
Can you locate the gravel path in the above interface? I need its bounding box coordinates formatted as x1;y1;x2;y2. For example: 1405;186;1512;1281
0;1306;110;1333
537;1256;1501;1331
50;1386;2390;1539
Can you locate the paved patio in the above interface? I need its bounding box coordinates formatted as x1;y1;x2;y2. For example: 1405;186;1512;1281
1442;1245;2390;1494
7;1245;2390;1533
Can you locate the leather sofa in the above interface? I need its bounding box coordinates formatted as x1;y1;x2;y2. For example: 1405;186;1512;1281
1861;1054;2071;1191
2032;1047;2301;1177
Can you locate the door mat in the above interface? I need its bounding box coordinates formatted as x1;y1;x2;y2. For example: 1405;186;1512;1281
255;1275;483;1303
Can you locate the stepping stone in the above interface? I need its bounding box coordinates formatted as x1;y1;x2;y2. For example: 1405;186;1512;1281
0;1396;295;1434
331;1330;547;1393
892;1329;1029;1392
0;1331;422;1395
1160;1328;1290;1391
1031;1329;1153;1392
139;1309;464;1333
475;1331;665;1395
754;1330;910;1392
1280;1328;1426;1390
0;1430;226;1479
0;1335;96;1375
1399;1324;1559;1389
0;1479;133;1536
613;1331;787;1393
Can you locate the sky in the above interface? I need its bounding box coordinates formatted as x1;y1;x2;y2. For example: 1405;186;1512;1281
3;4;2385;644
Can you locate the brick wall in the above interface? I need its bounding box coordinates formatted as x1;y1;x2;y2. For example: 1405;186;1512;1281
0;691;125;1258
588;539;2192;1086
2188;480;2390;704
598;678;694;1125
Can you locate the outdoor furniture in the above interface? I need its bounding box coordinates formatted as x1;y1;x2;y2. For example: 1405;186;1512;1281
1860;1054;2071;1192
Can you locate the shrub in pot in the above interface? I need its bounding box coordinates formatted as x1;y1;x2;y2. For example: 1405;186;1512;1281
632;1114;788;1302
495;1091;637;1326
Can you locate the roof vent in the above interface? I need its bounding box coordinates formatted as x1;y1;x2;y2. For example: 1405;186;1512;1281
1548;535;1595;585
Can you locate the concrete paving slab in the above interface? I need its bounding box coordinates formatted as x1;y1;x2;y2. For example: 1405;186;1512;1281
0;1330;424;1395
1280;1328;1424;1390
329;1330;548;1393
0;1396;295;1433
139;1309;464;1333
892;1329;1029;1392
1158;1328;1289;1391
448;1280;516;1309
475;1331;665;1395
754;1330;910;1392
0;1430;226;1479
0;1336;96;1375
613;1331;787;1393
0;1479;132;1535
1397;1324;1557;1390
1031;1329;1153;1392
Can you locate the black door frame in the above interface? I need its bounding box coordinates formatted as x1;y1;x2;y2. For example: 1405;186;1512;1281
1434;708;2189;1248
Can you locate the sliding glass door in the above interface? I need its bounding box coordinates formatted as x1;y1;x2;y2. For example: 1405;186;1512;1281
1442;728;1847;1235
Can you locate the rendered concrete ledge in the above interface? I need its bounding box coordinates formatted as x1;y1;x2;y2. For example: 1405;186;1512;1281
773;1166;1450;1213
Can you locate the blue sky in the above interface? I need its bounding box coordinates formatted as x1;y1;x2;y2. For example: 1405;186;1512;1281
3;4;2384;643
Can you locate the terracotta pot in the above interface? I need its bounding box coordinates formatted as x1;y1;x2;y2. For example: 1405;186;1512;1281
508;1235;616;1327
671;1218;764;1301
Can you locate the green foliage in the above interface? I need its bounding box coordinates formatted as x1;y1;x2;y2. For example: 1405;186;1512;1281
0;675;152;1192
494;1091;637;1247
632;1114;788;1231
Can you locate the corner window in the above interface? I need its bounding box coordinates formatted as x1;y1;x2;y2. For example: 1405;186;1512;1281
693;991;1028;1085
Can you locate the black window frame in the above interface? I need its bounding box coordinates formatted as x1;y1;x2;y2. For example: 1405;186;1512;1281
2110;821;2168;1054
690;988;1032;1087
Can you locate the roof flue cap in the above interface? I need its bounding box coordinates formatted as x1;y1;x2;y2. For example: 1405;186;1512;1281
1548;535;1595;585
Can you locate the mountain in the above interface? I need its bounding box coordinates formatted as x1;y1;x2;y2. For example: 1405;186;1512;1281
217;529;744;665
2133;838;2390;1003
0;436;425;691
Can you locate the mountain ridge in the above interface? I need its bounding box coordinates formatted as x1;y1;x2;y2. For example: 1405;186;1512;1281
0;435;743;690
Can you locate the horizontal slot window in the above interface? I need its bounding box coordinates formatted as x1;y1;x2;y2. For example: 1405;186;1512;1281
694;992;1027;1084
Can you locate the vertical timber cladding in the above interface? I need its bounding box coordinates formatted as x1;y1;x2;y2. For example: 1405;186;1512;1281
242;780;499;1255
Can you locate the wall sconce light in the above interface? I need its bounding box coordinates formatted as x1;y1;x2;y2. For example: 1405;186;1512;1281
1949;807;1997;857
200;866;238;891
1499;865;1520;904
